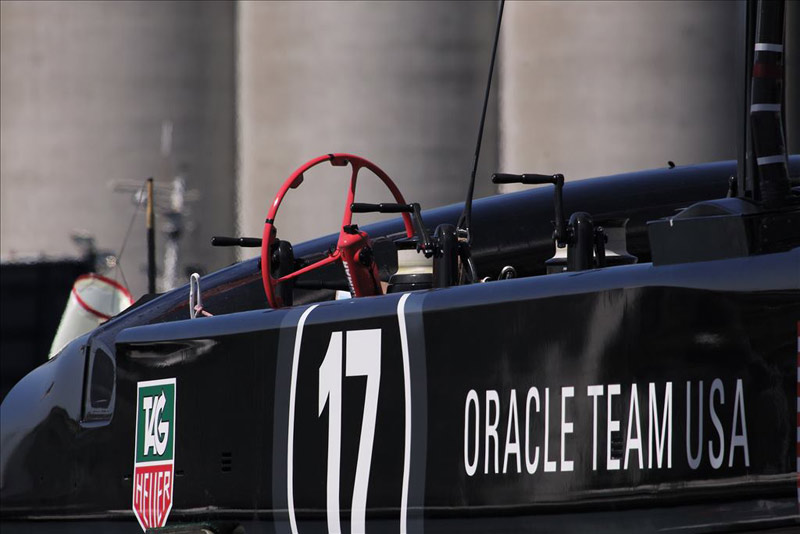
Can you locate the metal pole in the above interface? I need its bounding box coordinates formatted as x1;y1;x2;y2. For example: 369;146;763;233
162;174;186;291
146;177;156;294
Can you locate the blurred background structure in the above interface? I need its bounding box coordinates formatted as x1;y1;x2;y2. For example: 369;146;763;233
2;0;797;300
1;1;236;297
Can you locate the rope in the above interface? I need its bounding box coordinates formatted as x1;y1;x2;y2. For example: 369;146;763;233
107;180;147;307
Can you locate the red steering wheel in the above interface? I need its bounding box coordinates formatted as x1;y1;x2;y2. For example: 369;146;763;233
261;153;415;308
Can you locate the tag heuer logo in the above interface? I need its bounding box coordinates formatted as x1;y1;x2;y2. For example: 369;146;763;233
132;378;176;532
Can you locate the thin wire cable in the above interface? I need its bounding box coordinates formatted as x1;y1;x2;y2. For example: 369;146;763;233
457;0;505;241
111;181;147;299
117;182;147;265
116;261;130;299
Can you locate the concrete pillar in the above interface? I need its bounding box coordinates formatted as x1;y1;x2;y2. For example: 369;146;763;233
499;1;740;190
237;0;500;255
0;1;236;297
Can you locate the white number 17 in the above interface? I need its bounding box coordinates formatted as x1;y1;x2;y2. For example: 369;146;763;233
318;329;381;534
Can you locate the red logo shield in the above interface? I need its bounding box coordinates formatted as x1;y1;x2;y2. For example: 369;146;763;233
133;463;174;531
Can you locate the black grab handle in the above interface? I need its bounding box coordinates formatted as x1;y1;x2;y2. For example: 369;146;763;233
492;173;560;185
211;236;262;247
351;202;414;214
491;173;567;246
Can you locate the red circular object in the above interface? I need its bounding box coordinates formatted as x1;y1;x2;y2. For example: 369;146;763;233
71;273;133;320
261;153;414;308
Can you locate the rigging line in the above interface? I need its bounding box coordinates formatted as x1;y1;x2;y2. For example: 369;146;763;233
116;261;130;300
457;0;505;241
111;180;147;295
117;181;147;264
101;259;130;320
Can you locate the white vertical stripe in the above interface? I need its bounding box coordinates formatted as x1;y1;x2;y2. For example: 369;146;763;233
796;397;800;412
287;304;319;534
397;292;412;534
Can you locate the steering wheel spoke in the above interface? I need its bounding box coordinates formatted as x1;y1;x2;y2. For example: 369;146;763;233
275;253;339;284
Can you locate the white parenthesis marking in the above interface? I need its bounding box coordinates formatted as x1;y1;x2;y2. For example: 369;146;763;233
287;304;319;534
397;292;412;534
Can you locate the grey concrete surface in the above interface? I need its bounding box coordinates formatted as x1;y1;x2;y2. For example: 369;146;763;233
499;1;740;192
0;1;236;297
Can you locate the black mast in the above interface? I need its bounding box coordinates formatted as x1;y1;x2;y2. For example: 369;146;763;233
737;0;758;198
748;0;791;205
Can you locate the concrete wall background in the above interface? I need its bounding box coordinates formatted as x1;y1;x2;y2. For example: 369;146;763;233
1;0;236;296
499;0;739;191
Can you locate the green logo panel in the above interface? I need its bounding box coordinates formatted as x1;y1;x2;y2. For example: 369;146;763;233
135;381;176;464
